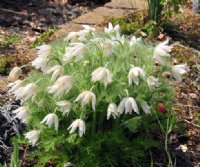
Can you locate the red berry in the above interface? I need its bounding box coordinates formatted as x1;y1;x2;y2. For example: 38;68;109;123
157;103;167;113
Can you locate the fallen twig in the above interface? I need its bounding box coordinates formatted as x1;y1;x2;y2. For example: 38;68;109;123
0;8;28;16
184;119;200;129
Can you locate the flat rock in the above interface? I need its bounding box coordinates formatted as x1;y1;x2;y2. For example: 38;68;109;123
73;7;126;25
52;23;82;39
0;76;8;93
105;0;146;9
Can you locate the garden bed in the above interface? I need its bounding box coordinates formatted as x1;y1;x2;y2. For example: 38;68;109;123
0;1;200;166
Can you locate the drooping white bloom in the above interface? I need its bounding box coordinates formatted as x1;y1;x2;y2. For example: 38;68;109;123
63;43;87;62
78;25;96;40
171;64;189;82
75;91;96;111
46;65;64;81
67;119;86;137
56;101;72;116
40;113;59;130
104;22;120;35
67;25;95;42
154;40;172;65
107;103;118;120
32;56;48;72
48;76;73;97
128;65;145;86
140;101;151;114
32;45;51;72
112;34;125;45
118;97;139;115
129;36;142;46
24;130;40;146
67;32;79;42
8;80;23;93
8;67;22;82
91;67;113;88
36;45;51;57
82;24;96;32
13;106;29;123
147;76;160;89
13;83;37;101
100;40;114;57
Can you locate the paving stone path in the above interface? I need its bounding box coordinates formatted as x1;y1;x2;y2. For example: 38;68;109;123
53;0;146;39
0;0;146;92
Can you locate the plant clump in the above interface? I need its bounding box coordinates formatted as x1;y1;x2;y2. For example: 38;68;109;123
8;23;189;166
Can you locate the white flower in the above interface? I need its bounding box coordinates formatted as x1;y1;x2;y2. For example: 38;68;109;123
91;67;113;88
24;130;40;146
8;67;22;82
100;40;114;57
147;76;160;89
171;64;189;82
8;80;23;93
32;56;48;72
128;65;145;85
67;25;95;42
178;144;188;152
48;76;73;97
46;65;64;81
67;32;79;42
140;101;151;114
118;97;139;115
13;106;29;123
112;34;125;45
40;113;59;130
36;45;51;57
129;36;142;46
67;119;86;137
13;83;37;101
56;101;72;116
82;24;96;32
154;40;172;65
107;103;118;120
32;44;51;72
63;43;86;62
75;91;96;111
104;22;120;35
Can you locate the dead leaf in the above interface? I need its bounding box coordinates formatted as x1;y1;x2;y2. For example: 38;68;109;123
189;93;198;99
157;33;165;40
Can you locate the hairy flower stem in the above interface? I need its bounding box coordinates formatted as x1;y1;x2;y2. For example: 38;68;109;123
165;116;173;167
154;110;173;166
165;132;172;167
92;111;96;135
98;111;104;131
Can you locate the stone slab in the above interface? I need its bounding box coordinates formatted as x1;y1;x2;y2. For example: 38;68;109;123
0;76;8;93
105;0;146;9
52;23;83;39
73;7;126;25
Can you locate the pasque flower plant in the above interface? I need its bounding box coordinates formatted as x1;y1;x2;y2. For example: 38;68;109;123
8;23;189;166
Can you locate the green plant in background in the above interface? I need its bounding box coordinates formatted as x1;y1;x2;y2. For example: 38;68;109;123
111;0;186;38
11;138;20;167
0;57;15;74
111;13;162;38
146;0;186;23
8;23;189;166
146;0;164;23
32;27;58;47
0;34;21;48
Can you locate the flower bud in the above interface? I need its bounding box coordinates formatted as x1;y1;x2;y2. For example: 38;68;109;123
157;103;167;114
